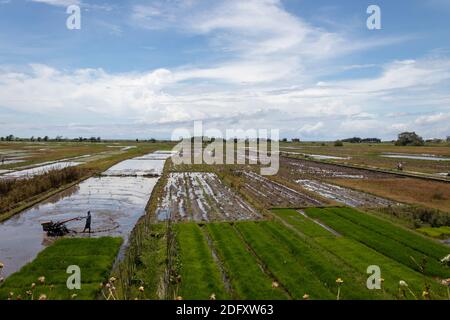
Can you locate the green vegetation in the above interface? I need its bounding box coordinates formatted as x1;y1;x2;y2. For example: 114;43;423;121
305;207;450;278
0;167;91;219
236;221;336;299
273;208;449;299
417;226;450;239
174;223;228;299
0;237;122;300
114;222;167;300
206;223;288;299
395;132;425;146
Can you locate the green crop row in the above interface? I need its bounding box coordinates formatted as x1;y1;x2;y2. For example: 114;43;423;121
174;223;228;300
205;223;289;299
326;207;449;260
0;237;122;300
305;208;450;278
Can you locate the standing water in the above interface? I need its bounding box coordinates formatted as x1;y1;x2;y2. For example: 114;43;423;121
0;151;171;278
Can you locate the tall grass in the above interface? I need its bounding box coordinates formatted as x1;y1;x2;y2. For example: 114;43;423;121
0;167;91;215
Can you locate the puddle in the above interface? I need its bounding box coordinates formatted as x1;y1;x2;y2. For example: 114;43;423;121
0;176;159;278
381;153;450;161
103;159;165;176
282;151;350;160
158;172;260;222
0;169;12;175
0;159;26;165
1;162;81;179
295;179;396;207
436;172;450;177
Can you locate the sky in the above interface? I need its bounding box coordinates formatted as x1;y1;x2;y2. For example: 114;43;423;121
0;0;449;140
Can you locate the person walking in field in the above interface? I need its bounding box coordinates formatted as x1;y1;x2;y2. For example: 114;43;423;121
83;211;92;233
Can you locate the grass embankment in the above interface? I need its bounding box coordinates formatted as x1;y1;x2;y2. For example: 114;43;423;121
332;178;450;213
0;237;122;300
0;167;92;221
114;222;168;300
173;223;228;299
373;205;450;229
273;208;449;299
417;226;450;239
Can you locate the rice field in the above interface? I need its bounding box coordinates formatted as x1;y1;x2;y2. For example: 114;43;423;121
1;141;449;301
157;172;261;222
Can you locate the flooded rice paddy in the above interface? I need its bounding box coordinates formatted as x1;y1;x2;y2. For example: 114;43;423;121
240;171;323;207
295;179;396;207
0;151;170;278
381;153;450;161
281;151;350;160
280;156;393;179
103;159;165;176
157;172;260;222
1;162;81;179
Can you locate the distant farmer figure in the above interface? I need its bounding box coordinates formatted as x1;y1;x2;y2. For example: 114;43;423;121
83;211;92;233
1;155;4;165
397;162;403;171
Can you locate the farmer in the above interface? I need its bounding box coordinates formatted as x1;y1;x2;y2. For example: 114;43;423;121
397;162;403;171
83;211;92;233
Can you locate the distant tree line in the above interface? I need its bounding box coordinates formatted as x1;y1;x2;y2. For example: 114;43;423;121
341;137;381;143
0;135;164;143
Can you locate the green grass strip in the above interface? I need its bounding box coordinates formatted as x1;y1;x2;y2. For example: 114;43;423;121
236;221;336;299
0;237;122;300
326;207;449;260
305;208;450;278
206;223;289;300
175;223;228;300
271;208;336;238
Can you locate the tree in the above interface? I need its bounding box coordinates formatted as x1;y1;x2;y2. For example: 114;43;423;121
43;136;49;142
334;140;344;147
447;136;450;143
395;132;424;146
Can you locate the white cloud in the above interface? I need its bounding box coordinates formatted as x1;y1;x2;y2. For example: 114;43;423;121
415;113;450;125
2;55;449;139
299;122;324;134
30;0;80;7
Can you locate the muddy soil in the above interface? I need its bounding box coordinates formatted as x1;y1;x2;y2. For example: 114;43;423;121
295;179;396;207
239;171;323;208
280;156;396;180
157;172;261;222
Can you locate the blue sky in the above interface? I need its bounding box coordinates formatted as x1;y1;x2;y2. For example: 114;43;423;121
0;0;449;140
